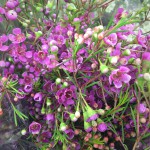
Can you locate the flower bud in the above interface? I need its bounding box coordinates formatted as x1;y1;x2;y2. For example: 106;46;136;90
140;117;146;124
21;129;27;135
57;107;61;112
100;64;109;73
109;56;119;64
83;33;89;39
75;111;80;118
41;107;46;114
98;32;104;40
143;73;150;81
46;1;53;9
67;30;73;36
77;37;84;44
60;122;67;131
36;6;42;12
91;63;97;69
56;78;61;84
97;109;105;115
22;22;28;27
35;31;43;38
46;99;51;106
134;58;141;66
67;3;77;11
122;49;131;56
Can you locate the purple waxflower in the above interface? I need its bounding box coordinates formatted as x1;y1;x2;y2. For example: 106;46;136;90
6;1;16;9
6;10;17;20
104;33;117;47
114;8;128;23
29;121;41;135
117;24;135;40
19;72;34;85
33;51;49;65
9;28;26;43
137;30;147;47
37;131;52;143
109;66;131;88
64;129;75;140
137;104;146;114
34;92;43;101
46;113;55;121
24;85;33;93
0;34;9;51
142;52;150;61
97;122;107;132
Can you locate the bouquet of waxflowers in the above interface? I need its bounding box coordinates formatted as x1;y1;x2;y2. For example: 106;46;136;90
0;0;150;149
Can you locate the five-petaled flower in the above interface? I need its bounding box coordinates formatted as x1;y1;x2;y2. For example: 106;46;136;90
109;66;131;88
9;28;26;43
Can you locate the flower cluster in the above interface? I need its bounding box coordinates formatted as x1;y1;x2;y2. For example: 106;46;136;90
0;0;150;150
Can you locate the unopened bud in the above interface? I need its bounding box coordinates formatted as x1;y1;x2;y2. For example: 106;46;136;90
143;73;150;81
56;78;61;84
100;64;109;73
122;49;131;56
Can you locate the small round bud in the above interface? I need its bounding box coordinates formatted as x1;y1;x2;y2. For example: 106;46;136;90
107;47;114;54
103;136;109;143
77;37;84;44
57;107;61;112
1;77;7;83
100;64;109;73
134;58;141;65
67;30;73;36
62;81;68;88
30;12;33;15
130;131;136;137
22;22;28;27
21;129;27;135
97;109;105;115
109;56;119;64
83;33;89;39
14;97;18;102
123;49;131;56
75;111;80;118
91;63;97;69
56;78;61;84
41;107;46;114
98;32;104;40
92;121;97;127
140;117;146;124
143;73;150;81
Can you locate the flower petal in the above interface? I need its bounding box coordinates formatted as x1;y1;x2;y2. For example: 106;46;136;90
13;28;21;35
8;34;15;42
0;45;9;51
122;74;131;83
114;80;122;88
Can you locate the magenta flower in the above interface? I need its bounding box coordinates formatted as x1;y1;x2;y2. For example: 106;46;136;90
104;33;117;47
137;104;146;114
19;72;34;85
0;34;9;51
34;92;43;101
98;122;107;132
9;28;26;43
6;10;18;20
64;129;75;140
114;8;128;23
29;121;41;135
109;66;131;88
137;30;147;47
142;52;150;62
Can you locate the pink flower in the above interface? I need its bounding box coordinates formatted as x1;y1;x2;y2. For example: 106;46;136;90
137;30;147;48
9;28;26;43
0;34;9;51
29;121;41;135
114;8;128;23
104;33;117;47
6;10;18;20
109;66;131;88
